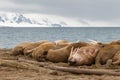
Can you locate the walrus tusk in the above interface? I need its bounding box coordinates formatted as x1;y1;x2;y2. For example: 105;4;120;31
70;47;74;57
76;40;80;42
88;39;98;44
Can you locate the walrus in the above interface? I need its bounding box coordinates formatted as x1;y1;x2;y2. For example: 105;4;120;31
31;42;57;61
29;40;72;61
31;41;72;62
95;44;120;68
110;40;120;45
46;41;88;63
46;45;72;62
68;42;103;66
31;41;88;62
23;40;48;56
12;42;32;55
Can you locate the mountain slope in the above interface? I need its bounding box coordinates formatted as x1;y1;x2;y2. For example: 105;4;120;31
0;12;87;27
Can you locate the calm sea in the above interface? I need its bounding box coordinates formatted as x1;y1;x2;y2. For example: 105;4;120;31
0;27;120;48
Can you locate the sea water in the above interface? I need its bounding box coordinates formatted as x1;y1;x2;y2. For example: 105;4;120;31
0;27;120;48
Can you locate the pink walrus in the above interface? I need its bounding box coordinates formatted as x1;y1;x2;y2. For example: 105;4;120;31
68;41;103;66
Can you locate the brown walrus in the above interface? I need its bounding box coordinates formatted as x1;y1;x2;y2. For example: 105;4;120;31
12;42;32;55
23;40;48;56
31;42;57;61
30;40;71;61
46;41;88;63
110;40;120;45
95;44;120;68
46;45;72;62
68;42;103;66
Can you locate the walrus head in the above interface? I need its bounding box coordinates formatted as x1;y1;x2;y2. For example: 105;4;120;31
68;42;102;66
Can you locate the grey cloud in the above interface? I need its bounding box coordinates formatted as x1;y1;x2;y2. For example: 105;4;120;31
0;0;120;22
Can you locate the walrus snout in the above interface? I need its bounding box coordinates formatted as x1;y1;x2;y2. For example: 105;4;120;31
68;58;76;65
69;60;76;65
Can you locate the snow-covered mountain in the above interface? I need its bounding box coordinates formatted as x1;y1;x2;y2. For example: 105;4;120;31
0;12;88;27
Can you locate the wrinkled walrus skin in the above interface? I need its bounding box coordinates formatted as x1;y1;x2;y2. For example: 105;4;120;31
95;44;120;68
12;42;32;55
47;45;72;62
68;43;102;66
23;40;70;57
23;40;48;56
31;41;88;62
29;40;71;61
31;42;57;61
46;42;88;63
110;40;120;45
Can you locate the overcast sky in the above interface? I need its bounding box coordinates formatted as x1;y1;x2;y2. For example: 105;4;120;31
0;0;120;26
